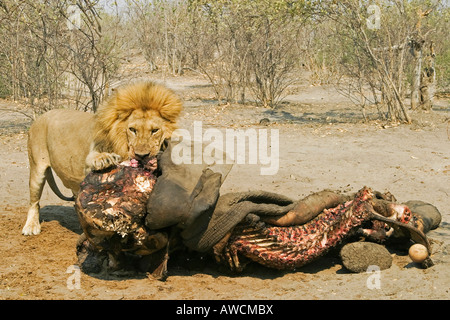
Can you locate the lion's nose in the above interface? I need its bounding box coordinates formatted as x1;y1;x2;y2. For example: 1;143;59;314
135;152;150;160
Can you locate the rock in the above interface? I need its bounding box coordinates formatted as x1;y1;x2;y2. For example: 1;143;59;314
259;118;270;126
340;242;392;273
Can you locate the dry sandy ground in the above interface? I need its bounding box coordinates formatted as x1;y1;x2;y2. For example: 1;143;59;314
0;75;449;301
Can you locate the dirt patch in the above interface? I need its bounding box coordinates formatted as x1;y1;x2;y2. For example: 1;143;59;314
0;76;449;300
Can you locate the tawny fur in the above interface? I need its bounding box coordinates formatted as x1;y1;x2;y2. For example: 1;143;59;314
22;81;182;236
93;82;182;159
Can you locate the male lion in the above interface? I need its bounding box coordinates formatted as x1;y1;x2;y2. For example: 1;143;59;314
22;81;183;235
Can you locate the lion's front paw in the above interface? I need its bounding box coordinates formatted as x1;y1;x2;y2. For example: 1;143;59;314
89;152;122;171
22;220;41;236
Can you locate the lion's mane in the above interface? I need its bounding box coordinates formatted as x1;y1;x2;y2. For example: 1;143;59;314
93;81;183;158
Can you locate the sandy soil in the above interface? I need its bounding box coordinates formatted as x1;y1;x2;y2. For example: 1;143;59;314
0;74;449;300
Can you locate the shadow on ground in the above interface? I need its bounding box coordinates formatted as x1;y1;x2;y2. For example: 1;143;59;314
40;205;82;235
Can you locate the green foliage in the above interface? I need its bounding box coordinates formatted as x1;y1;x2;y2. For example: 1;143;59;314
182;0;317;106
432;6;450;89
436;46;450;89
0;0;123;112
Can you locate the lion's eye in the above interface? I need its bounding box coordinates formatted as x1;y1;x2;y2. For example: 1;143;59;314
129;127;137;134
151;128;159;134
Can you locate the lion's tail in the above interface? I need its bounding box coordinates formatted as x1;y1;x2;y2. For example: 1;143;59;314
44;167;75;202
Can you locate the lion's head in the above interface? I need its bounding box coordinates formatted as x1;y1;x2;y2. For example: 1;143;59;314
93;81;182;160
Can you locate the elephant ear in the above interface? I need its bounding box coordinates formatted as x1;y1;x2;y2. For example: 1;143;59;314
145;139;233;230
369;212;431;254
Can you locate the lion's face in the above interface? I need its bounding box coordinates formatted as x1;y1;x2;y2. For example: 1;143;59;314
126;109;166;158
93;82;183;161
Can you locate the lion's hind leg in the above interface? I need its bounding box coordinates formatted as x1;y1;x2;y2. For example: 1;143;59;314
23;122;50;236
22;161;47;235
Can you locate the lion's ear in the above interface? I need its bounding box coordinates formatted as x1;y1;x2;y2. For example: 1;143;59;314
159;101;182;123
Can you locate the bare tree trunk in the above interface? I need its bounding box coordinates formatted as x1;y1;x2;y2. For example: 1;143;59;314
410;39;423;110
428;41;436;106
419;42;436;111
